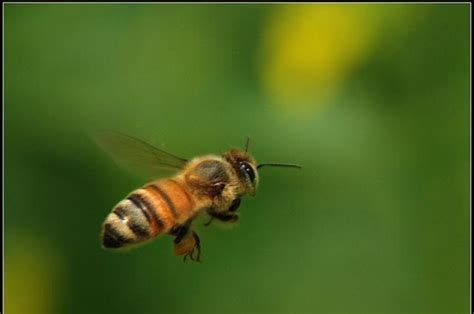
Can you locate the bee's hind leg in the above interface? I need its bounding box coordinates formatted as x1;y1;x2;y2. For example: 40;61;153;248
171;224;189;244
172;226;202;263
180;231;201;263
186;231;201;262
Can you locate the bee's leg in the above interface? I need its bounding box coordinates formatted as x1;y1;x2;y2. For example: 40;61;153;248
228;198;241;212
205;211;239;224
173;228;202;263
170;220;192;244
170;220;200;262
203;216;214;227
181;231;202;263
189;231;201;262
204;199;241;227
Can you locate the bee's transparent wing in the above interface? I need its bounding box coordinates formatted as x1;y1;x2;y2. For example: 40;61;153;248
94;131;188;175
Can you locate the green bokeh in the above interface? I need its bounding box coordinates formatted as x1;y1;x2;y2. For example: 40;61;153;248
5;4;470;314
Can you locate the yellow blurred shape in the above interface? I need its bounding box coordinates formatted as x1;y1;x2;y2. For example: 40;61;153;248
261;5;380;110
5;233;64;314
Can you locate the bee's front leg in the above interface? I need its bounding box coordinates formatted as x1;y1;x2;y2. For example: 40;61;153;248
206;212;239;223
228;198;241;212
204;199;241;226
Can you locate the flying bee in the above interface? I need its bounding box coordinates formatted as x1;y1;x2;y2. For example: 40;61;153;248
96;131;301;262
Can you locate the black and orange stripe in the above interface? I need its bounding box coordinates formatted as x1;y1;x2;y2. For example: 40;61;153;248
145;184;179;220
127;193;164;234
102;222;128;248
102;179;196;249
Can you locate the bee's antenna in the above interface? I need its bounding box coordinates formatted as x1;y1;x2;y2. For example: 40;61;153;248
245;136;251;153
257;163;302;170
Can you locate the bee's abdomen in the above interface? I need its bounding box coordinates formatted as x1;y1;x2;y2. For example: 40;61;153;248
144;179;195;226
102;179;195;249
102;194;159;249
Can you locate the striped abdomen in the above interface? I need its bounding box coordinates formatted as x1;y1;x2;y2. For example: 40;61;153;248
101;179;195;249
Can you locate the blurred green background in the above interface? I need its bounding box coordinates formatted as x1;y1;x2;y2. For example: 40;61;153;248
5;4;470;314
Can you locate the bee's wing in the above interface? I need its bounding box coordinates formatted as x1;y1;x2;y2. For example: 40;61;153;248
94;131;188;175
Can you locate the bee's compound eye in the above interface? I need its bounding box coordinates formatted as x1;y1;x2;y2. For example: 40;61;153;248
239;162;255;183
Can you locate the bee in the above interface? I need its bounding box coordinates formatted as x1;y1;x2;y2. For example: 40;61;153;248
96;131;301;262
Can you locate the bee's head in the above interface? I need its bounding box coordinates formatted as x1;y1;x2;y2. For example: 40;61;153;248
223;136;302;197
223;148;259;197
